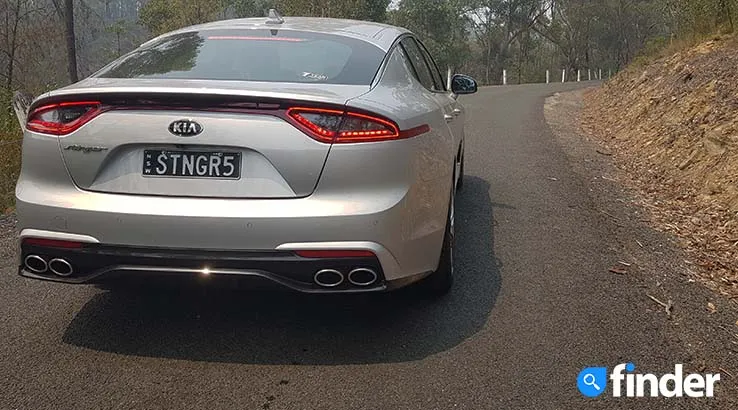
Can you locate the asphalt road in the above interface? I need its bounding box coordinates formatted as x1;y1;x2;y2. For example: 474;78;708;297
1;83;734;409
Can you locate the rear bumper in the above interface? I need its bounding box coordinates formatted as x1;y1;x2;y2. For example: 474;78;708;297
18;242;402;293
16;129;453;288
16;182;448;286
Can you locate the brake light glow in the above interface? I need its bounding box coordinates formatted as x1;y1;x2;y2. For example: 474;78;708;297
207;36;306;42
27;101;103;135
286;107;414;143
22;238;84;249
287;107;343;143
295;250;376;258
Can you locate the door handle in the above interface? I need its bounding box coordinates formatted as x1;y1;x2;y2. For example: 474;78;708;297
453;108;462;116
444;114;454;122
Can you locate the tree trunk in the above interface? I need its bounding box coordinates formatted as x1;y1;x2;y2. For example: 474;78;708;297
6;1;21;89
64;0;78;83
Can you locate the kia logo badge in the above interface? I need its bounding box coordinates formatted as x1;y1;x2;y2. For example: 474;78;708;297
169;119;203;137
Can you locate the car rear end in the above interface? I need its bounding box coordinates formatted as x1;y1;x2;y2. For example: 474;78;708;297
16;25;449;292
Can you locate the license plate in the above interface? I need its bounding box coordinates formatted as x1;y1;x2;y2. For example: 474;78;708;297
143;150;241;179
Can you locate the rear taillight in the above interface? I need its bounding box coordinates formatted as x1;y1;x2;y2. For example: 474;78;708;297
295;250;376;258
27;101;103;135
287;107;404;143
22;238;84;249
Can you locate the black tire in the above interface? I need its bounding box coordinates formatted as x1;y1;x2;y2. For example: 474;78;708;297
456;149;465;191
417;184;455;297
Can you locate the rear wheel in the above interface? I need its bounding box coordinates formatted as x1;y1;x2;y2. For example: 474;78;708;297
417;182;455;297
456;146;465;191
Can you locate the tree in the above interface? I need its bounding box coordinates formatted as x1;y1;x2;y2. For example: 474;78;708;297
464;0;551;84
139;0;223;36
230;0;278;17
63;0;78;82
390;0;470;73
275;0;390;21
49;0;79;83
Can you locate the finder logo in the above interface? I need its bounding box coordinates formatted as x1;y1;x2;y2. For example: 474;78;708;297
578;367;608;397
578;363;720;398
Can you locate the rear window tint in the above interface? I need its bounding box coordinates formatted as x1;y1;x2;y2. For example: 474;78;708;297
96;30;386;85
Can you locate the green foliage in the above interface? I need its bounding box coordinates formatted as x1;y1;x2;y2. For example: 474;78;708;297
139;0;223;36
231;0;278;17
275;0;390;21
390;0;469;72
0;90;21;210
675;0;737;34
139;0;391;35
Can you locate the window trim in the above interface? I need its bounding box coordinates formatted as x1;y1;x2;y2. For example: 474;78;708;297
387;35;447;94
371;33;449;94
400;37;438;92
416;39;447;92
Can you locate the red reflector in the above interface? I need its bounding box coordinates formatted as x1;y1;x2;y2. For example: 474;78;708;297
22;238;84;249
399;124;431;139
295;250;375;258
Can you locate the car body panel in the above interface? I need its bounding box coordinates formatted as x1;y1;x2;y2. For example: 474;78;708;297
57;110;330;198
15;16;468;291
16;136;442;281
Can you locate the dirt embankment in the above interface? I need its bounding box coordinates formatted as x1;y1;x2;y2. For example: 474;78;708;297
583;37;738;299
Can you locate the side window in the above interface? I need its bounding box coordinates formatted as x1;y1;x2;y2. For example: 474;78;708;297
400;38;436;91
418;41;446;91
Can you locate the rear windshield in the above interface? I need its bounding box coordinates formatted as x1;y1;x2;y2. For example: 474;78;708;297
96;29;386;85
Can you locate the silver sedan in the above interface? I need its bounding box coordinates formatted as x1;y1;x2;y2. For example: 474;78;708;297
15;13;477;297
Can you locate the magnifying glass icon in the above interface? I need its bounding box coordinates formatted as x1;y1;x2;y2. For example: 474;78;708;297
583;373;601;391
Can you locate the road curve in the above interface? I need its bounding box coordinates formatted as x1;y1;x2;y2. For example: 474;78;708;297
0;83;728;409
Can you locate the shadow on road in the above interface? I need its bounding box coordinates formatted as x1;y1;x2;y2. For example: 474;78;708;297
62;176;503;365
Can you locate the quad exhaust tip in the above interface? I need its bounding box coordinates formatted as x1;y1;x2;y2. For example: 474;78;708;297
24;255;48;274
314;269;344;287
49;258;74;277
348;268;378;287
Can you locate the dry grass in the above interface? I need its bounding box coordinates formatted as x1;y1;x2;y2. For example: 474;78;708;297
1;90;22;212
583;36;738;299
0;136;21;212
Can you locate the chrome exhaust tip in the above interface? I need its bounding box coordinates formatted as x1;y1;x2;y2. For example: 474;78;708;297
314;269;344;287
49;258;74;277
348;268;378;287
24;255;48;274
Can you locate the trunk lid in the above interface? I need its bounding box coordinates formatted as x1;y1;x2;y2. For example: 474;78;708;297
37;80;370;199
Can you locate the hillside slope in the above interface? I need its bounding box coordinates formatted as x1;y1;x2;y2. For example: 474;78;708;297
583;37;738;298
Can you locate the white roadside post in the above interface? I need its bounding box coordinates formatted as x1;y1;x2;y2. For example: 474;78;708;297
546;70;550;84
577;70;581;82
502;69;507;85
599;68;602;80
588;69;591;81
561;69;566;83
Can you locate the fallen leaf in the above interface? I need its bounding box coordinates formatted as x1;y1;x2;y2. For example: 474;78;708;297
707;302;717;314
609;267;627;275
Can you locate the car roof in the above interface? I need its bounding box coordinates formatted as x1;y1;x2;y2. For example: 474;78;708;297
146;16;410;52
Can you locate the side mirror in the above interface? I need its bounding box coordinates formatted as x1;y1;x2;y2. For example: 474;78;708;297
451;74;478;95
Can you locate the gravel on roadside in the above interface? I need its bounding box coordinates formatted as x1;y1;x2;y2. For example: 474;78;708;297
0;211;17;260
546;89;738;404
